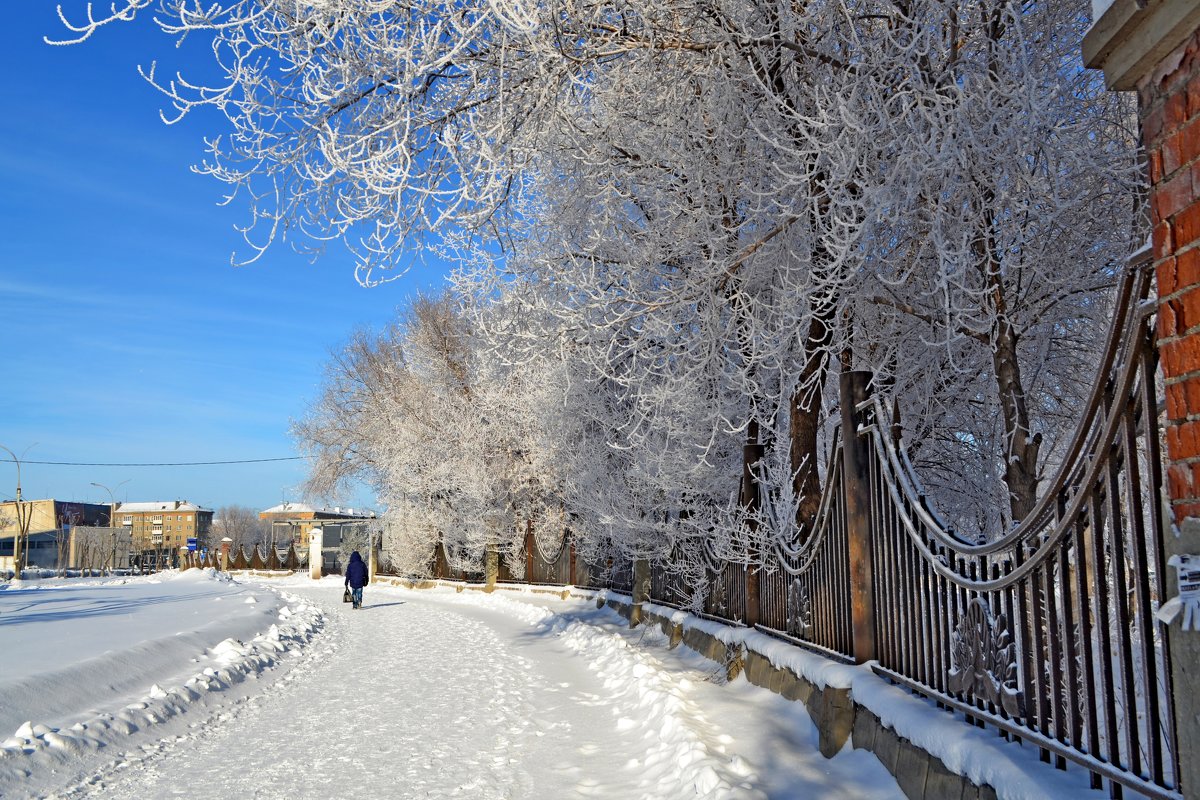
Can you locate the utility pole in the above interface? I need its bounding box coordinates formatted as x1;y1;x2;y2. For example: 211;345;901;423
0;444;31;579
91;480;129;574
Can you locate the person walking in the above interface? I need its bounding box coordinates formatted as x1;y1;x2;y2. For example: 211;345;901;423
344;550;369;609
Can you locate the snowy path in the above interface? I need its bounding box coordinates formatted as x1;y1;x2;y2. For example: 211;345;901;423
50;580;902;800
68;586;638;799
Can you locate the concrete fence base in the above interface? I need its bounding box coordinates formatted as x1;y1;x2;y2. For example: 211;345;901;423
596;592;998;800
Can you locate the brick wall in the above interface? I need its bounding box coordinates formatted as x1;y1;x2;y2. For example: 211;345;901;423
1147;26;1200;522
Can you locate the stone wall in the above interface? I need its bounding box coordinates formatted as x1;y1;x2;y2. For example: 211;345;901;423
618;598;999;800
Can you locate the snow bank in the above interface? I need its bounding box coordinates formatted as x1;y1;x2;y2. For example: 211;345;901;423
486;588;1098;800
0;570;324;797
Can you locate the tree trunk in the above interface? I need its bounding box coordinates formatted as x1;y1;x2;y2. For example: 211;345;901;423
743;419;765;627
791;298;836;531
990;311;1041;524
977;201;1041;525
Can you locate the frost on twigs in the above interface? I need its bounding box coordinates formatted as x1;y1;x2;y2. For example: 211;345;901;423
48;0;1139;570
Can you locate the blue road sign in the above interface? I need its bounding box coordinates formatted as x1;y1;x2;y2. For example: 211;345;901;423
187;538;198;551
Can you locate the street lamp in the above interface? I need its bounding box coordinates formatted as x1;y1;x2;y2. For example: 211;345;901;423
91;480;129;574
0;444;33;578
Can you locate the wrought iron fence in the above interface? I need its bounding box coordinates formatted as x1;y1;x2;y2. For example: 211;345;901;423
757;445;855;660
421;250;1175;797
528;530;574;585
856;254;1176;798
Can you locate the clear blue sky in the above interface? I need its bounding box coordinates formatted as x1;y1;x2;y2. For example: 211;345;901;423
0;9;447;513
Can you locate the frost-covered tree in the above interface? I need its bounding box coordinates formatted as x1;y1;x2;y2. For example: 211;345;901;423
61;0;1143;550
212;505;269;554
295;294;565;575
455;0;1141;539
52;0;896;536
845;1;1142;535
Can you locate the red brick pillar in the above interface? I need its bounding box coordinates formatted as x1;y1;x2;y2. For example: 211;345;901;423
1087;6;1200;796
1144;36;1200;799
1145;32;1200;521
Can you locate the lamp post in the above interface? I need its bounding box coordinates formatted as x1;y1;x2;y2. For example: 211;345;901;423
0;444;31;578
91;480;129;574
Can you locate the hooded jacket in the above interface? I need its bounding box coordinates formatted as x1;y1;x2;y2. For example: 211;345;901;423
345;551;369;589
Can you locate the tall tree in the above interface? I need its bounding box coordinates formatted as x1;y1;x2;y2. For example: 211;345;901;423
212;505;267;554
63;0;1143;549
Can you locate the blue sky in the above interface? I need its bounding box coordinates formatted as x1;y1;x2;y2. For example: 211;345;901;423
0;9;448;512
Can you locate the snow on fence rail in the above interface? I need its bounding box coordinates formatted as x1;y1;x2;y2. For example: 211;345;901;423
397;250;1179;800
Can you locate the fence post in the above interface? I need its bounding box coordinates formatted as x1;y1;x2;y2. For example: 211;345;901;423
569;538;577;586
524;521;534;584
631;558;650;628
368;535;377;584
308;529;323;580
219;537;232;573
68;527;79;571
484;544;498;592
743;440;766;628
840;370;876;664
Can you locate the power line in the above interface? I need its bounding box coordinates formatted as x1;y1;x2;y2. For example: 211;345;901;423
0;457;307;467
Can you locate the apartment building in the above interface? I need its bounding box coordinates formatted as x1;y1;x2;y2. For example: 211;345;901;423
258;502;376;550
0;499;110;568
113;500;213;552
0;499;109;535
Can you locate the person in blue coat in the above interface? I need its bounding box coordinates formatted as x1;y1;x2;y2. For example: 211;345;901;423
345;551;369;609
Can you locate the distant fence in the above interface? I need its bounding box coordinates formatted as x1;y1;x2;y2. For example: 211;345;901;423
397;253;1179;799
181;542;305;572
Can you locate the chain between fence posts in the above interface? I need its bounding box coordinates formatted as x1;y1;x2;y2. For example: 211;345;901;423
840;370;876;664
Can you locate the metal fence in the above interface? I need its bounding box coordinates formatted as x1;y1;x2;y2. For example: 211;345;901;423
414;250;1176;798
759;446;855;660
854;256;1176;798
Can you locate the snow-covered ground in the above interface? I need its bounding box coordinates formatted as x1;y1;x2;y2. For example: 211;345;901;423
2;571;908;799
1;570;1114;799
0;570;324;798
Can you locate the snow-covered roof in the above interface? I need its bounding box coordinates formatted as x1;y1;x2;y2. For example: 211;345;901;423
259;502;374;518
260;502;319;514
113;501;209;513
